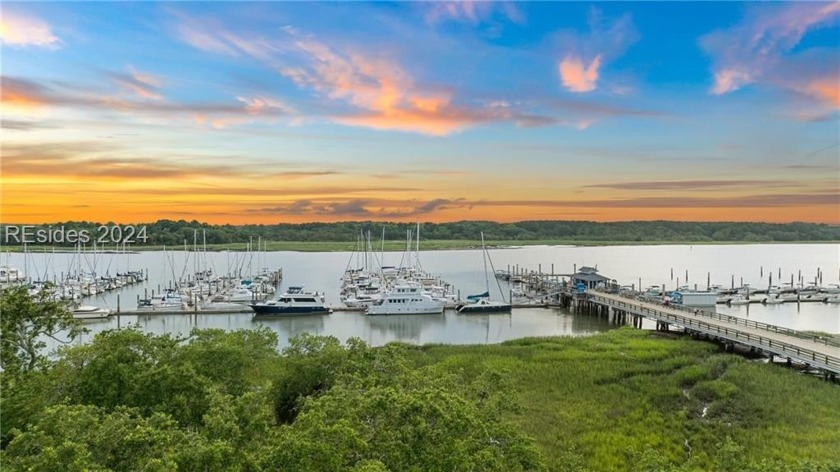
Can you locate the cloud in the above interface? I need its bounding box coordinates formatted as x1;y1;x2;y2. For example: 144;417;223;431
276;29;528;135
253;199;372;217
584;180;797;191
555;9;638;93
559;55;602;93
463;192;840;209
245;190;839;221
1;75;292;126
173;12;278;61
1;119;52;131
1;141;341;181
0;11;60;48
108;67;164;100
791;75;840;108
701;2;840;105
250;197;465;218
424;1;525;26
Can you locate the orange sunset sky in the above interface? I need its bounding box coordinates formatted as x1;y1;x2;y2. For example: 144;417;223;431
1;2;839;224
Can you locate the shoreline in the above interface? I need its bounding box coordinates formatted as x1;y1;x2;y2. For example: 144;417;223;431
1;239;838;253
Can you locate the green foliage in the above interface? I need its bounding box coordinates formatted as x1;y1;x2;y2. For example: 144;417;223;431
691;380;739;403
265;335;545;471
2;219;838;248
2;330;546;471
0;284;84;375
3;327;840;471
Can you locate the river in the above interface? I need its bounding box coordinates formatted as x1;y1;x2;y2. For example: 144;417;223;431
5;243;838;348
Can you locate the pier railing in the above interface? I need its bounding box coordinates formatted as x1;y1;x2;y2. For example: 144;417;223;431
588;292;840;374
602;290;840;349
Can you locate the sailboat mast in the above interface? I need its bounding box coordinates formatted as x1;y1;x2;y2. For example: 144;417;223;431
481;232;490;294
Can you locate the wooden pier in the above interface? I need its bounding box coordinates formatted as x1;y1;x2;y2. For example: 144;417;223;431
582;290;840;377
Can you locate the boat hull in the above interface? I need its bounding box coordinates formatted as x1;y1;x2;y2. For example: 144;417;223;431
457;303;512;314
366;303;444;315
250;305;331;316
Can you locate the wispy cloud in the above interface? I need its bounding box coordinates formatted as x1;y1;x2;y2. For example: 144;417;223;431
1;141;339;181
274;28;569;135
108;66;164;100
0;11;60;48
173;12;278;61
556;9;638;94
423;1;525;26
701;2;840;107
250;197;464;218
2;75;292;127
464;192;840;209
584;180;798;191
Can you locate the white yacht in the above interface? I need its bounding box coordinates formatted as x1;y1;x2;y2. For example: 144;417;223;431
227;286;256;303
72;305;111;319
251;286;330;315
366;284;445;315
0;266;26;284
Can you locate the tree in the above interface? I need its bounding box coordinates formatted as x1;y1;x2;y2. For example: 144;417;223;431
0;285;84;375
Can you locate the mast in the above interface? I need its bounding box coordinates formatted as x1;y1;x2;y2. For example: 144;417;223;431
415;222;422;271
481;232;490;295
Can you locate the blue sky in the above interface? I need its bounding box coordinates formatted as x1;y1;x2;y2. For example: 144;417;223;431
2;1;838;223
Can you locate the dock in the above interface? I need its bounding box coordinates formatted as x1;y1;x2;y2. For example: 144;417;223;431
581;290;840;377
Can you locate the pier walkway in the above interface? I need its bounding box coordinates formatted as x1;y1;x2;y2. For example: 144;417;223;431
586;291;840;375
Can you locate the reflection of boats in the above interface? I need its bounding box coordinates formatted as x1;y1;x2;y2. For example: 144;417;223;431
366;313;446;340
252;312;326;338
458;232;511;314
366;283;445;315
72;305;111;319
250;286;330;315
728;297;750;306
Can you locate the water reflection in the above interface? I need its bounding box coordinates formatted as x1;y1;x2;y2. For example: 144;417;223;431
366;313;447;341
253;314;327;339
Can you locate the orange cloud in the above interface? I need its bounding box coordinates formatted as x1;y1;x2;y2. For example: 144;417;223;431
279;34;501;135
798;79;840;108
559;55;602;93
0;11;60;48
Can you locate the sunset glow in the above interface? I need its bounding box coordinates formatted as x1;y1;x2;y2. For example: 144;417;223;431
1;2;838;224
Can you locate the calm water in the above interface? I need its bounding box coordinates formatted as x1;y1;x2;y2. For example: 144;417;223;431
6;243;839;348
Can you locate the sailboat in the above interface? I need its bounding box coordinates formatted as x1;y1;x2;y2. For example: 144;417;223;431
458;232;511;314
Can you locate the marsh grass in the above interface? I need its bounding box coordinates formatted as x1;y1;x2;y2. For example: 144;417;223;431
405;328;840;471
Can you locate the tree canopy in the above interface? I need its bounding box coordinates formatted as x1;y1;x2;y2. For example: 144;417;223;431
2;219;838;248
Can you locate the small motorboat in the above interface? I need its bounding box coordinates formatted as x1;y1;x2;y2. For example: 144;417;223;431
72;305;111;319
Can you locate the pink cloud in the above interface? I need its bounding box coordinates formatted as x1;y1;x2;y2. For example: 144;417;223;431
111;67;164;100
554;9;637;94
559;55;602;93
0;11;60;48
702;3;840;98
710;68;754;95
277;31;506;135
797;78;840;108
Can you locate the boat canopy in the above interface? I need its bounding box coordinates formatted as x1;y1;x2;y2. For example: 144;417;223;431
466;291;490;301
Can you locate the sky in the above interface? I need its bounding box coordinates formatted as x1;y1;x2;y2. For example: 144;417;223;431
1;1;838;224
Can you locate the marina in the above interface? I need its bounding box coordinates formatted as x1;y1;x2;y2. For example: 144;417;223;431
1;244;835;349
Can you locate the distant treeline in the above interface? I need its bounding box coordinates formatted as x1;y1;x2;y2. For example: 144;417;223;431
2;220;838;246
